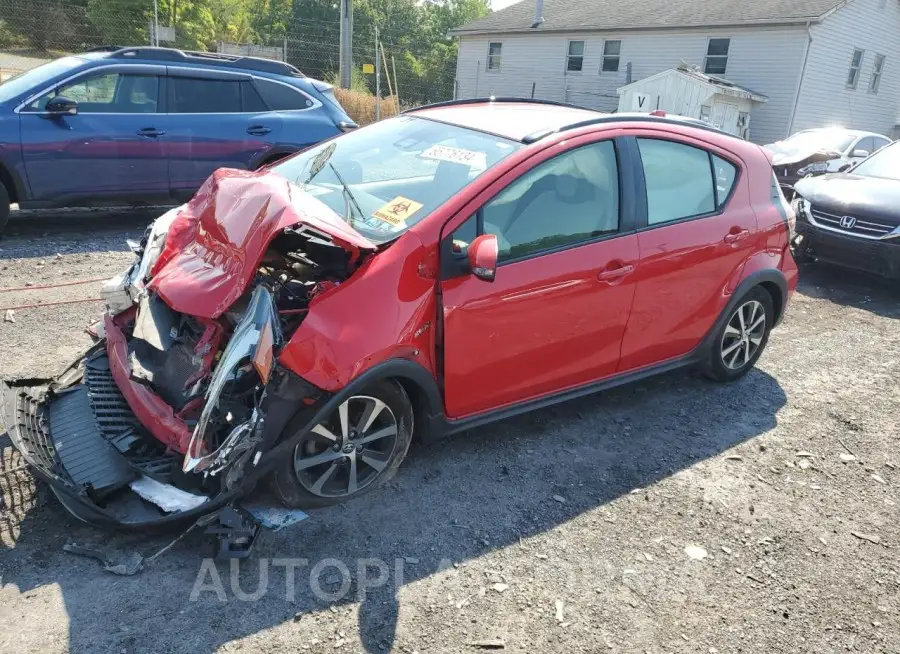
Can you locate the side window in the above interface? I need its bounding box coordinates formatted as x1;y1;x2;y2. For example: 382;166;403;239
482;141;620;261
873;137;891;153
241;81;268;112
566;41;585;72
602;40;621;72
25;72;160;113
637;138;715;224
854;137;874;156
254;78;315;110
169;77;241;113
704;38;730;75
487;42;502;71
712;154;737;207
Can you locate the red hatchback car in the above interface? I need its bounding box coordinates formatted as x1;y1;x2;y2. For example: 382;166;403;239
3;99;798;527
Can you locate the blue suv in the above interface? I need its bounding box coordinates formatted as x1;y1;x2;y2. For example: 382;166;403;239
0;47;357;231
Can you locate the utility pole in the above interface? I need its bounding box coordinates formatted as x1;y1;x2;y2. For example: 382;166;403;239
152;0;159;46
339;0;353;89
375;25;381;121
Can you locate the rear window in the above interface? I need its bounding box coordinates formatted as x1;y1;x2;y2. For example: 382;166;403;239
712;154;738;207
255;78;314;111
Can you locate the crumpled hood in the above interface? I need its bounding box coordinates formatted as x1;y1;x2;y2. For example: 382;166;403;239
764;141;842;167
148;168;375;319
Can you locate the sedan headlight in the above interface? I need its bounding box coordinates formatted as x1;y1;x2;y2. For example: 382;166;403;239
183;285;282;473
792;197;810;221
798;161;828;176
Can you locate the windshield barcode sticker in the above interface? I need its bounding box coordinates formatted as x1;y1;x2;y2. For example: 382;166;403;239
420;145;487;168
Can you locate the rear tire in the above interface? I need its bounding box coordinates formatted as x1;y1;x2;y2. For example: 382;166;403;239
703;287;774;382
271;379;414;509
0;183;10;234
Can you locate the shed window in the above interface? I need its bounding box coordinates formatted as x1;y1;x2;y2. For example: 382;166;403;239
566;41;584;72
487;42;502;71
847;48;864;89
704;38;730;75
870;53;885;93
602;40;621;72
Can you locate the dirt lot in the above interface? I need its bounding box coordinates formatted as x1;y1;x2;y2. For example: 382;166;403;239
0;210;898;654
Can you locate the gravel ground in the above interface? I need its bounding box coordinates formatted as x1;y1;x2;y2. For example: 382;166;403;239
0;211;898;654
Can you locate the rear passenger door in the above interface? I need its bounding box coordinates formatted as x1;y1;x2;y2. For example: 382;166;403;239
618;134;756;372
165;68;282;198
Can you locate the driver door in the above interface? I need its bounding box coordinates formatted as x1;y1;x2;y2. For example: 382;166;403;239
439;137;640;419
18;65;169;203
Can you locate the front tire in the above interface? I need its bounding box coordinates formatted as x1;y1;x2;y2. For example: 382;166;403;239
271;379;414;509
703;287;774;382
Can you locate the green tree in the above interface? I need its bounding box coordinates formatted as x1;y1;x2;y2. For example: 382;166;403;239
86;0;215;50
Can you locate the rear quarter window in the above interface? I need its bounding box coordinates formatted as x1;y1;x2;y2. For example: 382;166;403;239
255;79;314;111
712;154;738;207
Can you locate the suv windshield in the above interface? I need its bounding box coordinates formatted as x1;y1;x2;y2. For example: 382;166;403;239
852;142;900;181
783;130;856;153
271;115;522;243
0;56;84;104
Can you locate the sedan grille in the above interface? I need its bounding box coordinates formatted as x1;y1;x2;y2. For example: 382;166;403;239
809;207;896;239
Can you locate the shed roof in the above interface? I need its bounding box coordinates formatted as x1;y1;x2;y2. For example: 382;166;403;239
617;66;769;103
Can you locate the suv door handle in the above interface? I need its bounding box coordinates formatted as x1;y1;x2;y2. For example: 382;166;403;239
137;127;165;137
724;229;750;244
597;264;635;282
247;125;272;136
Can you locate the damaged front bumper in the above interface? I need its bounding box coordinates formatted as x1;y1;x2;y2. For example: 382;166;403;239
1;338;329;530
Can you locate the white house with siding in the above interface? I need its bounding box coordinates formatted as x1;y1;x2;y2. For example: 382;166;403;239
450;0;900;145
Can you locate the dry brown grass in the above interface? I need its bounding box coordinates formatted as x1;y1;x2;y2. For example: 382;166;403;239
334;88;399;125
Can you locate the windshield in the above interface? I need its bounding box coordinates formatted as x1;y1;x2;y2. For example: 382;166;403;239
781;130;856;153
271;115;522;243
852;142;900;180
0;56;84;105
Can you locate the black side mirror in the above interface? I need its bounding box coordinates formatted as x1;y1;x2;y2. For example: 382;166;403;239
45;96;78;117
838;162;853;173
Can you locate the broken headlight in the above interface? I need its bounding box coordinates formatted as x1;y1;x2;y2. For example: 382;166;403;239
183;285;282;473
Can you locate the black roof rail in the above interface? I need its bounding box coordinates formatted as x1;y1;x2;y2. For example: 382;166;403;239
404;96;598;114
87;45;126;52
523;112;734;143
105;46;304;77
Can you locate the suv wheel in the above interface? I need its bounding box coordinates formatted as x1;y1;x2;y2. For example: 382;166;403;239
0;183;10;234
704;287;774;382
271;379;414;509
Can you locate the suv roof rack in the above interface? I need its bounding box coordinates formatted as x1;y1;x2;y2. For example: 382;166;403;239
103;46;304;77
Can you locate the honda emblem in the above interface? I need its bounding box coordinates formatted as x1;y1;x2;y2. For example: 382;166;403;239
839;215;857;229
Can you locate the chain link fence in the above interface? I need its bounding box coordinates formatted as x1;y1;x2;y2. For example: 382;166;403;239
0;0;458;118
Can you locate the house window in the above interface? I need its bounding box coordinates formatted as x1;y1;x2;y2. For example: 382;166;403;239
487;42;502;71
704;38;730;75
602;40;621;72
566;41;584;72
870;53;886;93
847;48;864;88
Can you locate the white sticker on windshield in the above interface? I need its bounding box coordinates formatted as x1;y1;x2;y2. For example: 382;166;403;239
420;145;487;168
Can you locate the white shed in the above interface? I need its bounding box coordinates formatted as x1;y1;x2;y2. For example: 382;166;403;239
617;65;767;140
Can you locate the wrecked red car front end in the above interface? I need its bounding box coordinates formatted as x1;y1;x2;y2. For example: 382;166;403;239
1;168;383;528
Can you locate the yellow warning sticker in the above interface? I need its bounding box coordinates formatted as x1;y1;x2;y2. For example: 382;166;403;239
372;196;423;227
